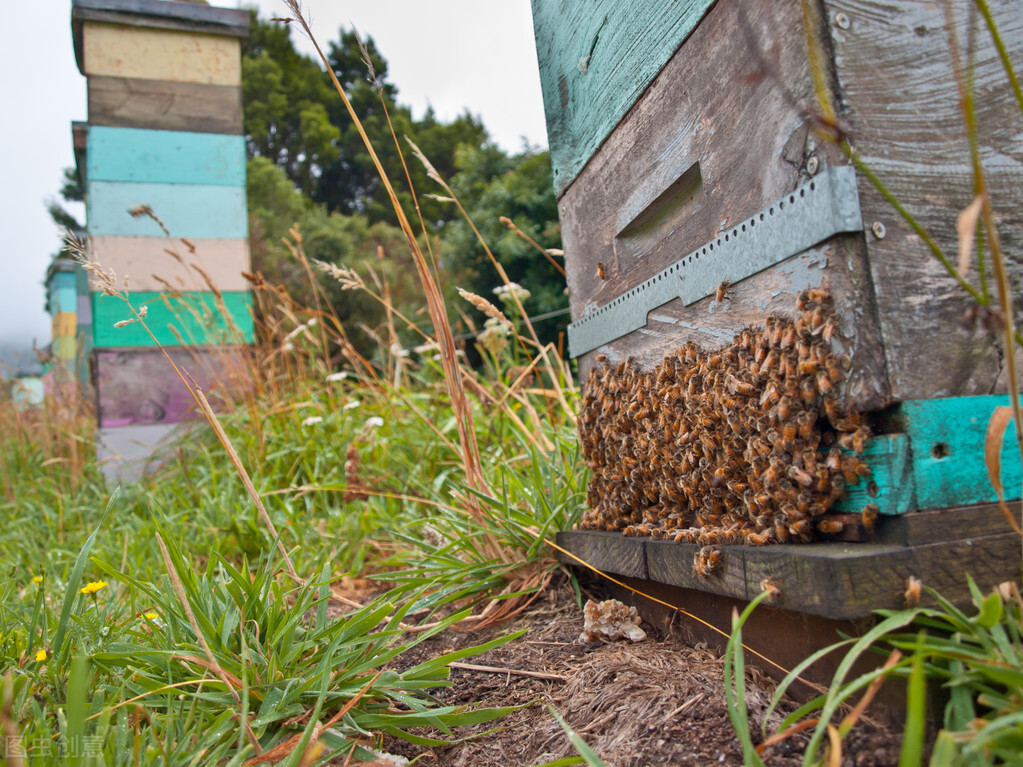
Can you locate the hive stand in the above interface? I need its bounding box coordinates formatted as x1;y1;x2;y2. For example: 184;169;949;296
70;0;252;482
531;0;1023;623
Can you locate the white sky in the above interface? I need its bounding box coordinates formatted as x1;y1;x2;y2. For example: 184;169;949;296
0;1;548;354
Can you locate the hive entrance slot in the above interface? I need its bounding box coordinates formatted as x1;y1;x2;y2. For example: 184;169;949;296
615;161;703;260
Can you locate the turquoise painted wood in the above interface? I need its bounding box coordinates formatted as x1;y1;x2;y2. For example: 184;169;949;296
48;271;78;314
901;396;1023;510
834;434;917;516
91;291;253;347
531;0;715;197
86;126;245;186
87;181;248;238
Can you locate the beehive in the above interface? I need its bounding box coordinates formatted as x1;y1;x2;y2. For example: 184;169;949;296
70;0;251;481
532;0;1023;615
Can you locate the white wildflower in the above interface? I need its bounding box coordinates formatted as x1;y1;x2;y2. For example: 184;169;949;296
477;316;513;355
301;416;323;427
389;342;410;359
326;371;348;382
365;416;384;429
493;282;531;304
343;400;361;411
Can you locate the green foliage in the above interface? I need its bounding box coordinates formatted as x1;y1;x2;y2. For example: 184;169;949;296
733;578;1023;766
442;144;567;344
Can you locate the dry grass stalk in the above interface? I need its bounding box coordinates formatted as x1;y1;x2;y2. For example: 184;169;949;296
283;1;493;540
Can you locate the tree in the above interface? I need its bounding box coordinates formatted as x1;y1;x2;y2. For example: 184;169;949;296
47;166;85;232
242;12;340;198
441;145;566;346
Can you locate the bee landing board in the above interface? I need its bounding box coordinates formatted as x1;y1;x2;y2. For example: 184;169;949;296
567;168;862;358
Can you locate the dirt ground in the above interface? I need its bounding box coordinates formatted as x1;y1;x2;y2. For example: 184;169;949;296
372;574;902;767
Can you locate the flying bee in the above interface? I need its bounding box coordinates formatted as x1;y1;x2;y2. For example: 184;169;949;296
904;576;922;607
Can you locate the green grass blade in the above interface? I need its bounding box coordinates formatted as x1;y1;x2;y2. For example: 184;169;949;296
897;633;927;767
547;705;607;767
53;491;116;662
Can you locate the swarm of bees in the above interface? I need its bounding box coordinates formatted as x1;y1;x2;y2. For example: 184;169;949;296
579;288;873;550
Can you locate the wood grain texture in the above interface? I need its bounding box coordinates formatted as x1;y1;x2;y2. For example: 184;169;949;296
531;0;715;196
86;181;248;239
877;503;1020;547
91;291;253;347
52;312;77;339
93;346;247;427
86;126;245;186
833;434;917;515
563;530;1022;619
554;530;647;579
827;0;1023;401
899;395;1023;510
88;76;243;134
559;0;889;412
96;422;181;484
81;21;241;85
89;235;251;293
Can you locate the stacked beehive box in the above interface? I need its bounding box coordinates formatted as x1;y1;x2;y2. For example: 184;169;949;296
533;0;1023;614
71;0;251;481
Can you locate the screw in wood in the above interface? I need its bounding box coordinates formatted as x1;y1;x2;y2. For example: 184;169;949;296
805;156;819;176
835;12;851;30
871;221;886;239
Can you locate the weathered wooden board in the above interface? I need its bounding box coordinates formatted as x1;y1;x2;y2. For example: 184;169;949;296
560;529;1022;619
826;0;1023;401
898;396;1023;510
559;0;889;411
530;0;715;197
88;235;251;293
48;278;78;315
833;434;917;515
93;346;247;427
878;503;1020;547
80;21;241;85
87;126;245;186
72;0;249;43
77;294;92;323
86;181;248;239
91;291;253;347
96;422;181;485
52;312;77;339
87;76;243;134
52;337;78;361
553;530;648;580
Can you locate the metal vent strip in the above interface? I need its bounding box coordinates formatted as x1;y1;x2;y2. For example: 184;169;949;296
567;165;863;358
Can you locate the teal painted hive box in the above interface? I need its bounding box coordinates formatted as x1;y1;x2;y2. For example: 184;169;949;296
532;0;1023;523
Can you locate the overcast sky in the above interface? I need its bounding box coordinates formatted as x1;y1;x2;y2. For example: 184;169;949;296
0;1;548;356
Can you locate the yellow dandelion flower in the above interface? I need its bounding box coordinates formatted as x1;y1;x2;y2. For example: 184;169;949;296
31;576;43;584
80;581;108;595
143;612;158;621
35;649;48;662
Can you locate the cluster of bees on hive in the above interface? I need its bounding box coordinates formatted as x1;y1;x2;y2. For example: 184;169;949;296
579;289;876;575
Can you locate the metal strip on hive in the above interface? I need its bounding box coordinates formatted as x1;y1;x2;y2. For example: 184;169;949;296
567;166;863;358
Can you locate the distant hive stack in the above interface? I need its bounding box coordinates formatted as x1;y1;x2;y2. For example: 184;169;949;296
71;0;252;482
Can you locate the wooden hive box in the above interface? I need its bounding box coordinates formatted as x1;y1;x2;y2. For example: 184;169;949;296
532;0;1023;616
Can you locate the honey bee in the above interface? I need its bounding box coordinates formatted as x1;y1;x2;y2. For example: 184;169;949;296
904;576;922;607
817;517;845;535
861;503;880;530
746;530;774;546
787;464;814;487
716;280;731;303
596;262;607;280
693;545;724;577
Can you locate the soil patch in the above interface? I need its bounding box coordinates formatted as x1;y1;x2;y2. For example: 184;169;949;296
376;576;901;766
